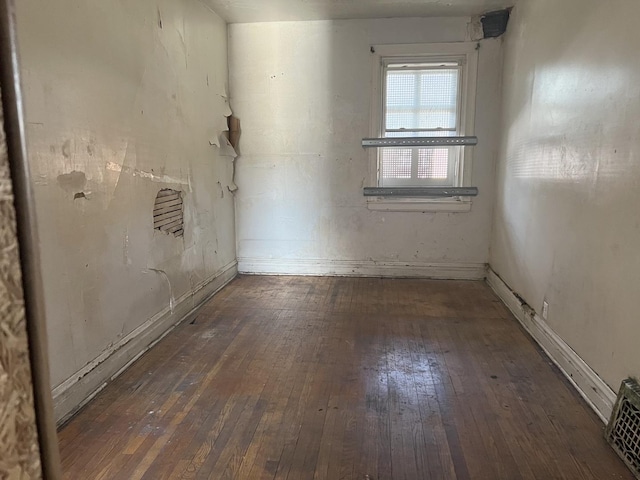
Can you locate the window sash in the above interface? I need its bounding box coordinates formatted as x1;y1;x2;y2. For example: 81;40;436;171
379;146;459;187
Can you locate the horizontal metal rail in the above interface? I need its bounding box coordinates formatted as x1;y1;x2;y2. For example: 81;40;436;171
363;186;479;197
361;136;478;148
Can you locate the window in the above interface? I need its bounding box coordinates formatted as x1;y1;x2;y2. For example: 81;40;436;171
381;60;461;187
368;43;478;211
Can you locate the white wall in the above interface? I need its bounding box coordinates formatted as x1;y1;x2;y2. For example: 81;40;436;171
230;18;503;278
17;0;236;421
491;0;640;390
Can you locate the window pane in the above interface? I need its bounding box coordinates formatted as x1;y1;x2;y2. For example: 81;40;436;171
385;67;459;132
386;73;415;109
418;148;449;179
418;70;458;129
381;149;412;179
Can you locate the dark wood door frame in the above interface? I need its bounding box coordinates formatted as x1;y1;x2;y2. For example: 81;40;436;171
0;0;62;477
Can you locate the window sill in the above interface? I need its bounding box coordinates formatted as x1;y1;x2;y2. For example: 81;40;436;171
366;197;472;212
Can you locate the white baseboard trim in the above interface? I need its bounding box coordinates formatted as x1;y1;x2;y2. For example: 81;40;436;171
53;260;238;426
486;268;616;423
238;257;487;280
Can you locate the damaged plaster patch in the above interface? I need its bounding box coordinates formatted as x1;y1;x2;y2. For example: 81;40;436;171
227;115;240;150
153;189;184;237
57;170;86;193
206;95;239;193
467;15;484;41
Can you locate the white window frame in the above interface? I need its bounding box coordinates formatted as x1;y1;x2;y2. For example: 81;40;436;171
367;42;479;212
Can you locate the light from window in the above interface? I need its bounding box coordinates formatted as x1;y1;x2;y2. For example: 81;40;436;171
380;61;461;187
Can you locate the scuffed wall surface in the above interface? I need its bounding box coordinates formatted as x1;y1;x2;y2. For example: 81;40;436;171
490;0;640;388
0;91;42;479
230;18;502;272
15;0;235;391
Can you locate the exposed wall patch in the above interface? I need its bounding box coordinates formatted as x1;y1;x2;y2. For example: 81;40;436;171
227;115;240;150
153;189;183;237
57;170;86;193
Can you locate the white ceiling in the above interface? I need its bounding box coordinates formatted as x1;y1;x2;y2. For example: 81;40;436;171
204;0;515;24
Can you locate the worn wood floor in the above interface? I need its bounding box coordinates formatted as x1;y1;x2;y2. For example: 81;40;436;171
58;276;632;479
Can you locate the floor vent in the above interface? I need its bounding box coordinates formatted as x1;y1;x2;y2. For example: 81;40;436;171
606;378;640;478
153;189;183;237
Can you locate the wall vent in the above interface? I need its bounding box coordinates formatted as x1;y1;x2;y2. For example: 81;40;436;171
481;9;511;38
606;378;640;478
153;189;183;237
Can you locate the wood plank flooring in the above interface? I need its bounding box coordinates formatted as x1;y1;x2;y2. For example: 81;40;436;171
58;276;633;479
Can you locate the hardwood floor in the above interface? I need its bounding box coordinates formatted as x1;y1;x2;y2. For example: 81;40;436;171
58;276;632;479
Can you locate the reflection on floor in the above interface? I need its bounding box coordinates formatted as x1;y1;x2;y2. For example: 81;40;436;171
58;275;632;479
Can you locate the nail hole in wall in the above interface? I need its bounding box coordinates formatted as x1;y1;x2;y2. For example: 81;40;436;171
153;189;183;237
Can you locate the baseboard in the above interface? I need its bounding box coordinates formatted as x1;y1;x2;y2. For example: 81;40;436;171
52;260;238;426
238;257;487;280
486;268;616;423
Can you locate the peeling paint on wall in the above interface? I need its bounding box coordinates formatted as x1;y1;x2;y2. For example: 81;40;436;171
209;95;234;148
16;0;237;412
218;133;237;158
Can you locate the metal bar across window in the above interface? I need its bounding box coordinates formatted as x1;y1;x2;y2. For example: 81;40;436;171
386;63;462;71
385;128;457;133
363;186;479;197
362;136;478;148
